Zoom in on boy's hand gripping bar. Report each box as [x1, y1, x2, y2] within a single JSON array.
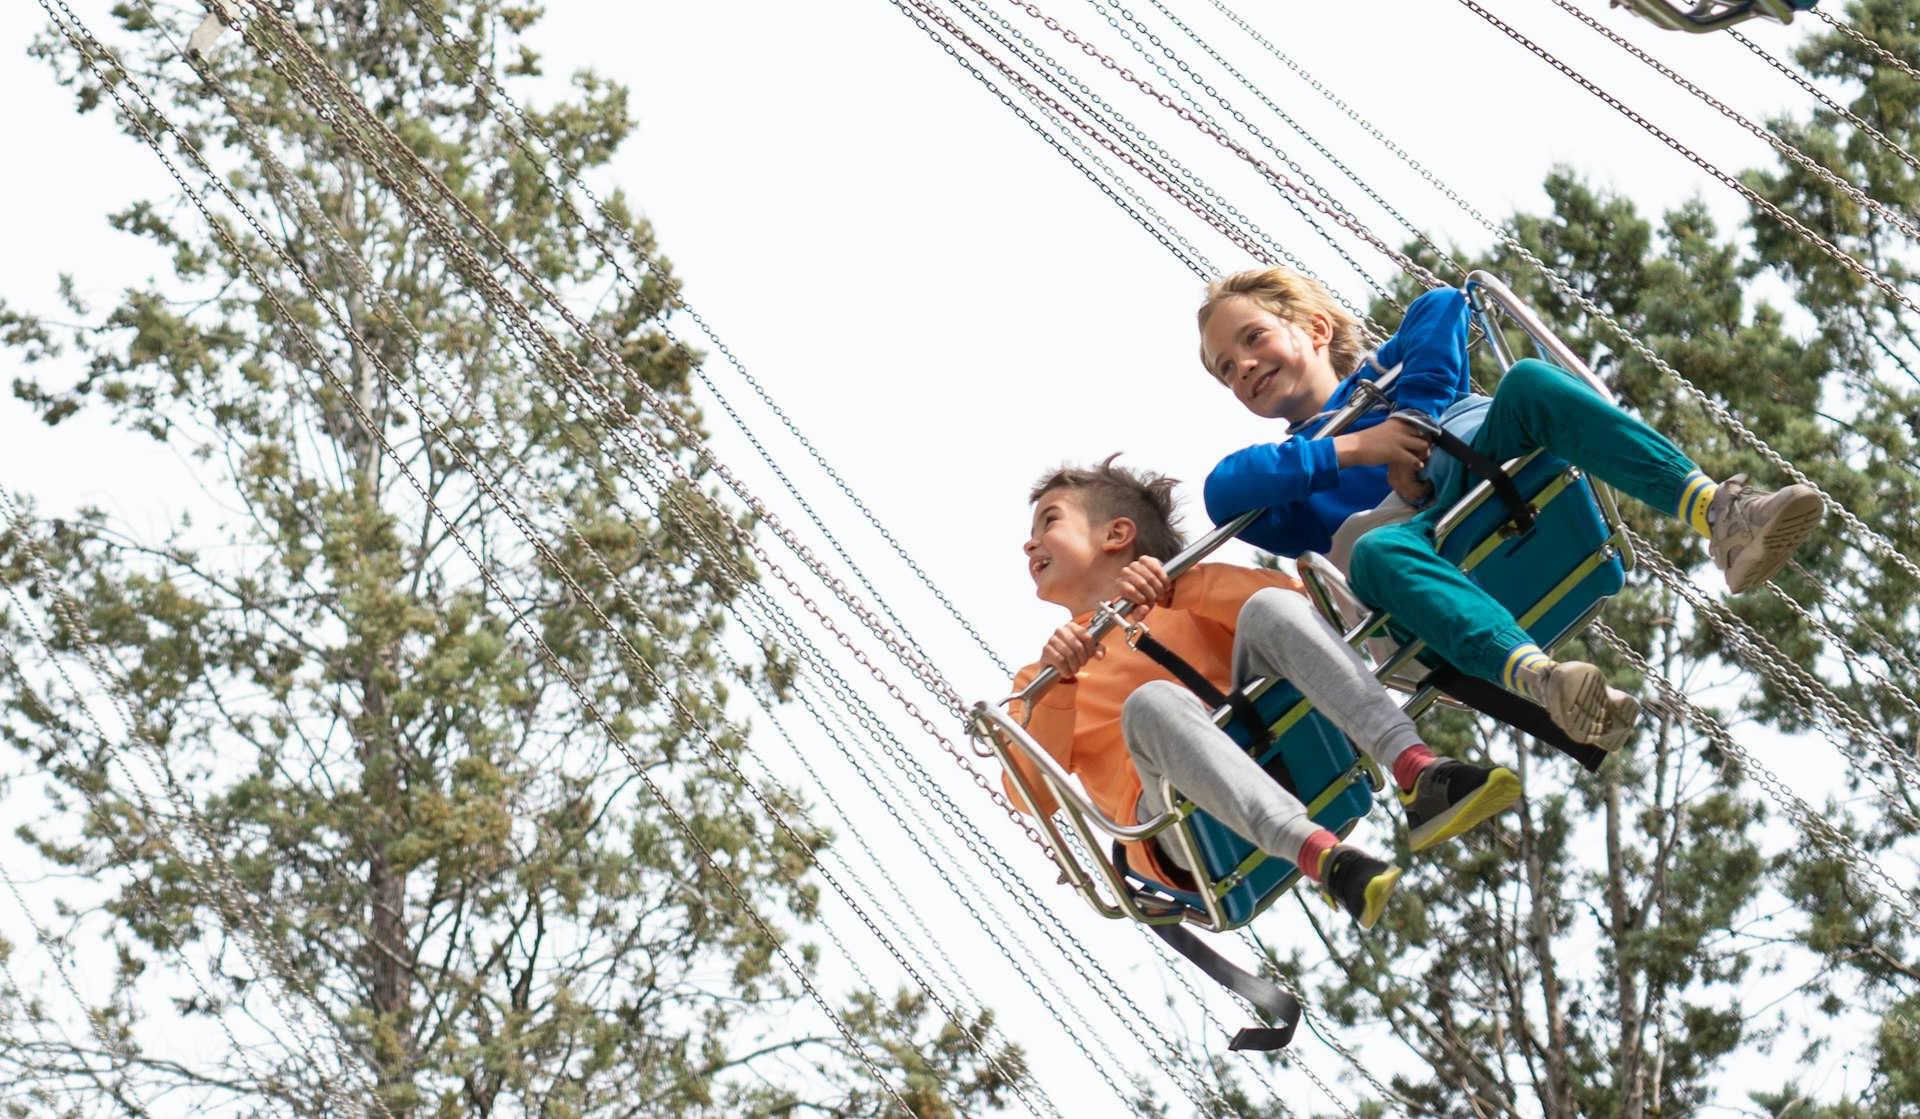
[[1009, 363, 1404, 713]]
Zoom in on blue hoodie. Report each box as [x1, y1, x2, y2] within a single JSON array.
[[1203, 287, 1475, 557]]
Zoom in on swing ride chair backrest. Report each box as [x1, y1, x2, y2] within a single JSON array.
[[968, 272, 1633, 935], [1613, 0, 1816, 33]]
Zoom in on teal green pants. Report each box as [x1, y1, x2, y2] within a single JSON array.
[[1347, 359, 1697, 683]]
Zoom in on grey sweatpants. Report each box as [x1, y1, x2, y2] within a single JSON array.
[[1122, 587, 1421, 869]]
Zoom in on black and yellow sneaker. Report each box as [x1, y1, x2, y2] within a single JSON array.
[[1399, 759, 1523, 853], [1320, 846, 1402, 930]]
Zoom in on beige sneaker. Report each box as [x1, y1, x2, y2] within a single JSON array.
[[1529, 660, 1638, 751], [1708, 474, 1825, 594], [1590, 688, 1642, 753]]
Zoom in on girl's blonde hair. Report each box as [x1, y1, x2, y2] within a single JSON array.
[[1196, 267, 1366, 380]]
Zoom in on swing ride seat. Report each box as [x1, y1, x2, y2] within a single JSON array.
[[1298, 272, 1635, 719], [1612, 0, 1816, 33], [1115, 677, 1377, 930]]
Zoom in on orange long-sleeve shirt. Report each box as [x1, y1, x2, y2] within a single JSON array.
[[1003, 562, 1305, 884]]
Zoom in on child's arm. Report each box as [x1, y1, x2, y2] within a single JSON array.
[[1375, 287, 1473, 420], [1167, 562, 1304, 629]]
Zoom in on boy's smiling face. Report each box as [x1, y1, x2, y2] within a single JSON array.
[[1201, 296, 1341, 424], [1025, 487, 1132, 614]]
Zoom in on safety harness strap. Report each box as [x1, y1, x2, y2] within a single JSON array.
[[1396, 411, 1538, 533], [1131, 629, 1275, 755], [1425, 662, 1608, 772], [1151, 920, 1302, 1051], [1112, 843, 1301, 1051]]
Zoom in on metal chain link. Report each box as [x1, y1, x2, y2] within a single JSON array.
[[1811, 7, 1920, 84], [1592, 621, 1920, 926], [1137, 0, 1468, 281], [1555, 0, 1920, 243], [1456, 0, 1920, 320], [1728, 27, 1920, 180], [1621, 528, 1920, 825], [1077, 0, 1398, 305], [991, 0, 1446, 290], [947, 0, 1240, 274]]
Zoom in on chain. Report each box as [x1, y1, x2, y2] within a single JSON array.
[[993, 0, 1446, 290], [1785, 559, 1920, 683], [947, 0, 1245, 274], [1592, 621, 1920, 926], [1456, 0, 1920, 321], [1811, 7, 1920, 84], [1077, 0, 1398, 305], [1728, 27, 1920, 180], [1622, 529, 1920, 825], [1138, 0, 1467, 281], [1556, 0, 1920, 244], [901, 0, 1308, 264], [1762, 576, 1920, 727]]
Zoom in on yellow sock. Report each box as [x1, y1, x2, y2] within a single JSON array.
[[1502, 643, 1552, 700], [1676, 470, 1718, 537]]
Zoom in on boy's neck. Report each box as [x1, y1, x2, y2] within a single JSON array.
[[1060, 562, 1133, 618]]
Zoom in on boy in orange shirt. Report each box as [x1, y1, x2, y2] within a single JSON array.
[[1006, 456, 1521, 928]]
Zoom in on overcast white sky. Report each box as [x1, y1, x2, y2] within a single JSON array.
[[0, 0, 1879, 1113]]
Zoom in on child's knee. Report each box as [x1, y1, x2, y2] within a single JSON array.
[[1498, 358, 1583, 412], [1348, 526, 1418, 604], [1122, 679, 1195, 737], [1238, 585, 1313, 631]]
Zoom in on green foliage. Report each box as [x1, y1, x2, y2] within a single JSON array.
[[0, 2, 1023, 1116]]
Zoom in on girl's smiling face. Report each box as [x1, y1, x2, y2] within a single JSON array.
[[1201, 296, 1341, 424]]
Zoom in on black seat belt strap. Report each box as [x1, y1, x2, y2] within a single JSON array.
[[1131, 629, 1273, 753]]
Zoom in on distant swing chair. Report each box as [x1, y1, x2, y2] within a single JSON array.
[[969, 272, 1635, 1050], [1610, 0, 1818, 33]]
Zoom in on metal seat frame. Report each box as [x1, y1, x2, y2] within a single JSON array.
[[1612, 0, 1810, 33]]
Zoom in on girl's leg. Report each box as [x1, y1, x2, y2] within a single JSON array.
[[1348, 518, 1638, 749], [1474, 358, 1702, 515], [1476, 359, 1824, 593]]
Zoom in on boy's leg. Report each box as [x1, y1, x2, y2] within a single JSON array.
[[1125, 679, 1401, 928], [1348, 518, 1640, 751], [1232, 587, 1520, 850], [1124, 679, 1324, 868], [1478, 359, 1823, 592]]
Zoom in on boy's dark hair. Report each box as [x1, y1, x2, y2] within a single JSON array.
[[1029, 454, 1187, 562]]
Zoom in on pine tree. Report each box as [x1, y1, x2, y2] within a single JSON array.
[[0, 2, 1023, 1115]]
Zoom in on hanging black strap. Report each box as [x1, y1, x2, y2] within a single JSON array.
[[1423, 662, 1608, 773], [1396, 411, 1537, 534], [1131, 629, 1273, 754], [1113, 844, 1301, 1050]]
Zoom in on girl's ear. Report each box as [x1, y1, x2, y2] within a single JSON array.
[[1308, 311, 1335, 349], [1102, 517, 1138, 555]]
